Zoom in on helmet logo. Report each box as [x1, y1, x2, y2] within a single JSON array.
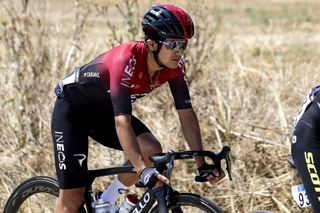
[[150, 9, 162, 16]]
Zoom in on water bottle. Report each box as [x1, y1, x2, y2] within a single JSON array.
[[117, 194, 139, 213], [92, 198, 112, 213]]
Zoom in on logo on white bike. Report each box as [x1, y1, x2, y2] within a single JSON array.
[[73, 154, 86, 167], [118, 188, 127, 194], [132, 192, 150, 213], [144, 174, 150, 184]]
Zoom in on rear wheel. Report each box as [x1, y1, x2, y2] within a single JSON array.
[[3, 176, 87, 213], [150, 193, 224, 213]]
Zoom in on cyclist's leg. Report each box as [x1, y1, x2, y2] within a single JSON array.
[[119, 131, 162, 186], [292, 97, 320, 211], [56, 188, 85, 213], [51, 98, 89, 212], [89, 114, 162, 186]]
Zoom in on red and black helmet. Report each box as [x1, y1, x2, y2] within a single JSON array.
[[142, 4, 194, 41]]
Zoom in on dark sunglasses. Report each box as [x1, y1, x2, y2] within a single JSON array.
[[159, 40, 188, 51]]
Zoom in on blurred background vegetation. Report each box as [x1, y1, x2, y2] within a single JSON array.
[[1, 0, 320, 212]]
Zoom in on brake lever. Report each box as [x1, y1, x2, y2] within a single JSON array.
[[224, 152, 233, 181]]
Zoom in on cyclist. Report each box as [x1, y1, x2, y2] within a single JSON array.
[[52, 4, 225, 212], [291, 85, 320, 211]]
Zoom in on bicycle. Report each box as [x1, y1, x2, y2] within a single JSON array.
[[287, 156, 311, 209], [4, 146, 232, 213]]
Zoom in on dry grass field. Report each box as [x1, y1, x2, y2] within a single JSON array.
[[1, 0, 320, 212]]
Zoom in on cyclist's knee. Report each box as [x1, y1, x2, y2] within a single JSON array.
[[138, 133, 162, 153], [57, 188, 85, 212], [146, 140, 162, 154]]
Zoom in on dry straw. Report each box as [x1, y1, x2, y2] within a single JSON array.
[[1, 0, 319, 212]]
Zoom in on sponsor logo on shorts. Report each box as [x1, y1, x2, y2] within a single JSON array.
[[55, 131, 66, 170], [73, 154, 87, 167]]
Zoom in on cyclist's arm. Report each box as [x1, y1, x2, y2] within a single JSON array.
[[169, 64, 225, 182], [108, 52, 168, 183], [178, 108, 226, 183], [168, 63, 205, 167], [177, 108, 205, 167], [108, 51, 146, 175]]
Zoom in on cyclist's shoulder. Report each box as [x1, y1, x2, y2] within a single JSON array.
[[110, 40, 145, 55], [107, 41, 146, 63]]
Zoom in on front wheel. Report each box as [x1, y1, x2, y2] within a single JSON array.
[[150, 193, 224, 213], [3, 176, 60, 213]]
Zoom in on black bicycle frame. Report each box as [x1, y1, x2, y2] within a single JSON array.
[[83, 166, 136, 213], [81, 146, 232, 213], [82, 167, 170, 213], [129, 185, 170, 213]]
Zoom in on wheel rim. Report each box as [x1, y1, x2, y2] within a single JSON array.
[[13, 192, 58, 213]]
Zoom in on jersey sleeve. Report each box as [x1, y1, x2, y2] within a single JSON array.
[[108, 46, 135, 116], [168, 61, 192, 109], [110, 75, 132, 115]]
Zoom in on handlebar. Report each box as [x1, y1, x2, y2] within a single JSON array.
[[143, 146, 232, 213], [149, 146, 232, 181], [133, 146, 232, 213]]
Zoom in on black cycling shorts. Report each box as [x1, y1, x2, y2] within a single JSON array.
[[291, 94, 320, 211], [51, 97, 151, 189]]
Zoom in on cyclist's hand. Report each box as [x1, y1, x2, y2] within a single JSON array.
[[208, 168, 225, 184], [139, 167, 169, 187], [196, 163, 225, 184]]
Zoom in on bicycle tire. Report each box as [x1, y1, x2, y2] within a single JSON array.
[[150, 193, 224, 213], [3, 176, 87, 213]]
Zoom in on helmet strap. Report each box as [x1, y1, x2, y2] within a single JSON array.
[[144, 37, 167, 68], [151, 42, 166, 68]]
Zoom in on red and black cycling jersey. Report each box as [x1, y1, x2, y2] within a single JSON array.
[[55, 41, 192, 115]]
